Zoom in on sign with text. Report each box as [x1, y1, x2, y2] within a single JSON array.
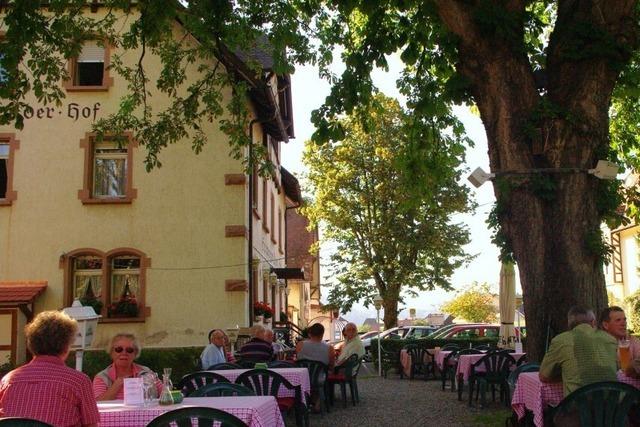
[[123, 377, 144, 406], [23, 102, 101, 122]]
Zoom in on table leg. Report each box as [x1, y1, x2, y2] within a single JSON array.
[[457, 373, 464, 401]]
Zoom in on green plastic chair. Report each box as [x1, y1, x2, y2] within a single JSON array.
[[467, 351, 516, 407], [189, 382, 255, 397], [0, 419, 53, 427], [176, 371, 230, 396], [401, 345, 434, 380], [547, 381, 640, 427], [296, 359, 330, 414], [207, 362, 242, 370], [328, 354, 362, 408], [146, 407, 247, 427], [379, 345, 400, 378], [505, 363, 540, 427]]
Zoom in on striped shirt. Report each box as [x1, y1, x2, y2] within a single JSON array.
[[238, 338, 274, 362], [0, 355, 99, 427]]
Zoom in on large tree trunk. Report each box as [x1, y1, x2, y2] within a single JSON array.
[[382, 297, 398, 330], [435, 1, 638, 361]]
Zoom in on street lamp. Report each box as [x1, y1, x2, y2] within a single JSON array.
[[373, 294, 384, 377], [62, 299, 101, 371]]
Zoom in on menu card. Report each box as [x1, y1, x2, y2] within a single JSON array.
[[123, 377, 144, 406]]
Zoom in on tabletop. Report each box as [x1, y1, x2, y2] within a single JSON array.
[[456, 352, 526, 381], [208, 367, 311, 399], [435, 350, 453, 371], [511, 372, 563, 427], [98, 396, 285, 427]]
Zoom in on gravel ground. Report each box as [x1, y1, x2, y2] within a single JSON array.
[[282, 363, 499, 427]]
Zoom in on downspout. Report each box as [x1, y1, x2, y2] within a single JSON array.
[[247, 119, 260, 327]]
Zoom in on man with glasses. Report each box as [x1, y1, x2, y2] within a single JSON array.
[[200, 329, 228, 369]]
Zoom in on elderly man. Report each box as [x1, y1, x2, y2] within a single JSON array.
[[238, 324, 274, 362], [0, 310, 100, 426], [200, 329, 228, 369], [539, 306, 617, 397], [336, 322, 365, 365], [264, 328, 285, 354]]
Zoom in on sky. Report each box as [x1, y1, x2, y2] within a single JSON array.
[[281, 57, 521, 325]]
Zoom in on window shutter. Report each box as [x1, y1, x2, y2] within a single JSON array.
[[78, 41, 104, 63]]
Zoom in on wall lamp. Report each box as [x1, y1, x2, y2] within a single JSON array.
[[467, 160, 619, 188]]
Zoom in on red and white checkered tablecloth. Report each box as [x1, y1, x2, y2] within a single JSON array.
[[435, 350, 452, 371], [208, 368, 311, 399], [98, 396, 284, 427], [511, 372, 563, 427], [617, 370, 640, 388], [456, 353, 526, 381]]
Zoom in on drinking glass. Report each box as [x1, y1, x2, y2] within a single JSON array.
[[139, 371, 158, 406], [619, 339, 631, 372]]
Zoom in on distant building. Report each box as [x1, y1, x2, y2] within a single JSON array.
[[362, 317, 381, 332]]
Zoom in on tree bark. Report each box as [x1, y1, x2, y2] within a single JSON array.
[[382, 297, 398, 330], [435, 0, 638, 361]]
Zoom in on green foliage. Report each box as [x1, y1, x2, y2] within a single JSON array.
[[66, 347, 203, 385], [625, 290, 640, 334], [303, 94, 472, 324], [441, 282, 498, 323]]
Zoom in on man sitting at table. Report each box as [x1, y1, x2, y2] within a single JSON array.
[[238, 324, 274, 362], [0, 311, 99, 427], [599, 306, 640, 360], [336, 322, 365, 365], [200, 329, 228, 369], [539, 305, 617, 397]]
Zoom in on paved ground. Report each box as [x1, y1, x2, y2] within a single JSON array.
[[283, 363, 507, 427]]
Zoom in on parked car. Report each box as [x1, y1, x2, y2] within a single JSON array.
[[362, 326, 436, 360], [429, 323, 523, 339]]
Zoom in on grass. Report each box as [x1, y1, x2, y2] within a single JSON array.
[[471, 408, 512, 426]]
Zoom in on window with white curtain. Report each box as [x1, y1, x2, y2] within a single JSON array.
[[93, 140, 127, 197]]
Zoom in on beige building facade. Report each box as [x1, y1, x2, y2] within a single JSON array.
[[0, 8, 298, 363]]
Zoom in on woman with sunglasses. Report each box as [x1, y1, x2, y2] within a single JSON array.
[[93, 333, 162, 400]]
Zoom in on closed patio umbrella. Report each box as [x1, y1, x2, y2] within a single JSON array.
[[498, 262, 517, 349]]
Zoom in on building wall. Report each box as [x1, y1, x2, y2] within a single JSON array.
[[606, 224, 640, 304], [0, 11, 289, 359]]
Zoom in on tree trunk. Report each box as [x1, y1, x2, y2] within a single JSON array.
[[435, 1, 638, 362], [382, 297, 398, 330]]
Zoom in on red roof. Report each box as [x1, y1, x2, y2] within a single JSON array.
[[0, 281, 47, 304]]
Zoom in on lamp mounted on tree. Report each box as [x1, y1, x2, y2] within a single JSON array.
[[467, 160, 619, 188]]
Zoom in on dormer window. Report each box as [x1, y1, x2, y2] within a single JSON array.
[[65, 40, 113, 91]]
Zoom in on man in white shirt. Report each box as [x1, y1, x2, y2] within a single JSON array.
[[200, 329, 227, 369], [337, 322, 365, 365]]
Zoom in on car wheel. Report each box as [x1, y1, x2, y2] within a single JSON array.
[[363, 348, 372, 362]]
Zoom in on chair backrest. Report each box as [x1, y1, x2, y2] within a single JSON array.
[[268, 360, 296, 368], [0, 418, 53, 427], [405, 346, 432, 365], [340, 353, 362, 379], [146, 406, 248, 427], [455, 348, 482, 359], [550, 381, 640, 427], [189, 382, 255, 397], [296, 359, 329, 388], [235, 369, 301, 401], [441, 344, 460, 351], [471, 352, 516, 382], [208, 362, 242, 370], [507, 363, 540, 392], [177, 371, 230, 396], [473, 344, 492, 351], [236, 359, 261, 369]]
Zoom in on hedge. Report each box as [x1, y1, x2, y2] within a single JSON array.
[[66, 346, 204, 384]]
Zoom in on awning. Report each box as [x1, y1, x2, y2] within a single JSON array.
[[271, 267, 305, 280], [0, 281, 47, 304]]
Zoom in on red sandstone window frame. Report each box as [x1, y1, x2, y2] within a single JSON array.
[[64, 39, 114, 92], [61, 247, 150, 323], [0, 133, 19, 206], [262, 178, 269, 233], [78, 132, 137, 204], [270, 193, 276, 244]]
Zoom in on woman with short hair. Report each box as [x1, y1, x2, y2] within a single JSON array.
[[93, 333, 162, 401]]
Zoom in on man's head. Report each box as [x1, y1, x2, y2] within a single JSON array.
[[599, 306, 627, 339], [567, 306, 596, 329], [342, 322, 358, 340], [250, 324, 266, 340], [209, 329, 226, 348], [308, 323, 325, 340], [264, 328, 274, 342], [26, 311, 78, 358]]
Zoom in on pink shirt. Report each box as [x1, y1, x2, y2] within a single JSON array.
[[92, 363, 162, 400], [0, 355, 99, 427]]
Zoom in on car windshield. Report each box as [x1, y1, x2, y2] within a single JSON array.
[[360, 331, 379, 339]]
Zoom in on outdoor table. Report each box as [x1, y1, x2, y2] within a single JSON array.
[[98, 396, 285, 427], [400, 348, 436, 378], [435, 350, 453, 371], [456, 352, 526, 400], [511, 372, 563, 427], [208, 367, 311, 399], [617, 370, 640, 388]]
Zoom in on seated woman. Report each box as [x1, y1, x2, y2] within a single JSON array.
[[93, 333, 162, 401], [296, 323, 334, 367]]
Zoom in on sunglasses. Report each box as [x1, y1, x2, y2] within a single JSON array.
[[113, 346, 135, 354]]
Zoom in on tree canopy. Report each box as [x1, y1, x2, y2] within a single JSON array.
[[2, 1, 640, 359], [441, 282, 498, 324], [303, 94, 472, 328]]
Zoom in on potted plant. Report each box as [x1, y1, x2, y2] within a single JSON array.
[[108, 279, 139, 318], [253, 301, 265, 322], [262, 302, 274, 323]]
